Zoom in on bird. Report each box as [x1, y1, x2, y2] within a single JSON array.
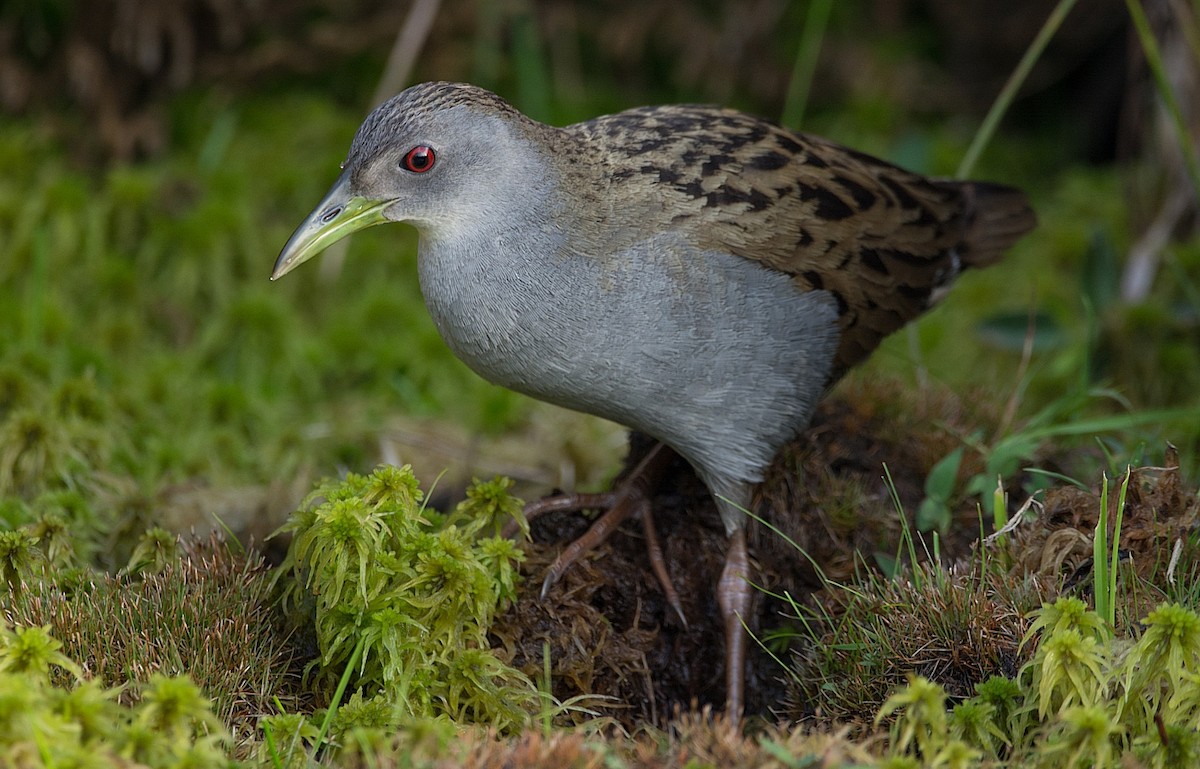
[[272, 81, 1036, 716]]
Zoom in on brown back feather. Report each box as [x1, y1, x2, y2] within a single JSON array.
[[563, 105, 1036, 378]]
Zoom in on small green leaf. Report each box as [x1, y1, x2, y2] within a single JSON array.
[[924, 447, 964, 499], [874, 552, 899, 578], [917, 497, 951, 533]]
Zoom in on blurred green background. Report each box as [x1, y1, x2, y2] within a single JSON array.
[[0, 0, 1196, 556]]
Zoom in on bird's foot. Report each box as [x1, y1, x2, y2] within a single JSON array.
[[518, 442, 687, 626], [718, 527, 750, 719]]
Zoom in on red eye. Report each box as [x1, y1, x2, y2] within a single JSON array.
[[402, 145, 435, 173]]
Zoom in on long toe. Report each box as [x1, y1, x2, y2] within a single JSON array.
[[506, 491, 619, 539], [641, 502, 687, 626]]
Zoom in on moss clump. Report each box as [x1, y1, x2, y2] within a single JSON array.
[[4, 533, 301, 731], [275, 465, 536, 731], [0, 623, 229, 768], [878, 599, 1200, 768]]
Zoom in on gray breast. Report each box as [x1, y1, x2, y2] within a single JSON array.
[[417, 230, 841, 488]]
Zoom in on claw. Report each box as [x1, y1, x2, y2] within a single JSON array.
[[540, 569, 558, 601], [641, 502, 687, 627]]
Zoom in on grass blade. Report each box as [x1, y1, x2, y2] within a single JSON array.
[[1109, 466, 1131, 628], [956, 0, 1080, 178], [781, 0, 833, 129], [1095, 473, 1112, 631], [1123, 0, 1200, 198]]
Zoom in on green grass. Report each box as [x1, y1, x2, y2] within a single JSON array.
[[0, 92, 535, 511]]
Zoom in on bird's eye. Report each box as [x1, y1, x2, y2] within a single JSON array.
[[401, 146, 436, 173]]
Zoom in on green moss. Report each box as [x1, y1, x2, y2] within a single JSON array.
[[0, 623, 229, 768], [880, 600, 1200, 768], [4, 535, 300, 730], [0, 623, 82, 680], [0, 530, 43, 592], [274, 464, 536, 731]]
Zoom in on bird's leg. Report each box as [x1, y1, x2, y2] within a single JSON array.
[[522, 442, 686, 624], [717, 526, 750, 718]]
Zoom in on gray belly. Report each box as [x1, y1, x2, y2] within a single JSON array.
[[417, 233, 840, 486]]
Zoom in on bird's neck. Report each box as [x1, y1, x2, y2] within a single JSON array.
[[415, 201, 584, 383]]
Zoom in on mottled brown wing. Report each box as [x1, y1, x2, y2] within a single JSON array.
[[570, 105, 1035, 378], [727, 130, 1037, 377]]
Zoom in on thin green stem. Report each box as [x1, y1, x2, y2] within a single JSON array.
[[992, 477, 1008, 546], [1109, 467, 1131, 628], [1095, 473, 1111, 631], [781, 0, 833, 129], [313, 636, 365, 758], [956, 0, 1080, 178]]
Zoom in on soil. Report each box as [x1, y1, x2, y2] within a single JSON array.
[[489, 376, 1032, 726]]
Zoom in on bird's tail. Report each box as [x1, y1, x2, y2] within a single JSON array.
[[951, 181, 1037, 268]]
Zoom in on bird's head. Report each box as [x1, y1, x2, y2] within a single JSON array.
[[272, 82, 548, 280]]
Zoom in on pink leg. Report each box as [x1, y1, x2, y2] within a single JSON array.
[[717, 527, 750, 718]]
